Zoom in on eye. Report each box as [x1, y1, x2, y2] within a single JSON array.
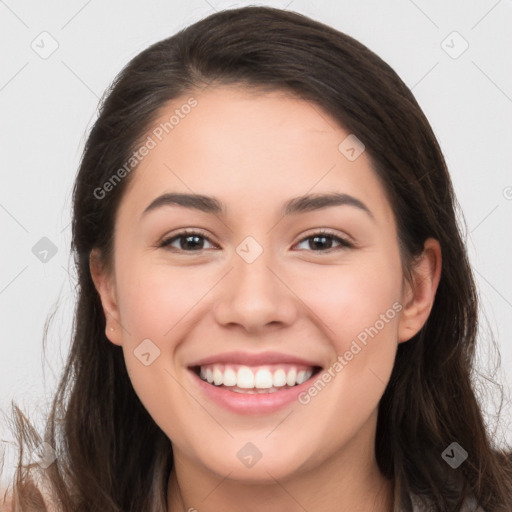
[[159, 229, 353, 253], [159, 230, 217, 252], [294, 230, 353, 252]]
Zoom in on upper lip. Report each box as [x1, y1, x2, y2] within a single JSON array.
[[188, 351, 323, 368]]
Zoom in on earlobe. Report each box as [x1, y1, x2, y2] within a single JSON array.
[[397, 238, 442, 344], [89, 249, 123, 346]]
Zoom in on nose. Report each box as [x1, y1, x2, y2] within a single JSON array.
[[212, 244, 299, 334]]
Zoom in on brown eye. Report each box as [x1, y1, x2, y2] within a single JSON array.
[[160, 230, 216, 252], [295, 230, 353, 252]]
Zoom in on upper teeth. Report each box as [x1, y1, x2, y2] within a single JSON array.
[[199, 364, 314, 389]]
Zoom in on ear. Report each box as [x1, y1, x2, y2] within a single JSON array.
[[89, 248, 123, 346], [398, 238, 442, 344]]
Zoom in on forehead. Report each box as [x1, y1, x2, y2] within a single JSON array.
[[119, 85, 394, 225]]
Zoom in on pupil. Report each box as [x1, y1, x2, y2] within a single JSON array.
[[311, 235, 330, 250], [182, 235, 202, 250]]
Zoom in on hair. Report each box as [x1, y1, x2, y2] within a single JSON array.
[[2, 6, 511, 512]]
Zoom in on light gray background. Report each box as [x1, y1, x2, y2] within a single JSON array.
[[1, 0, 511, 487]]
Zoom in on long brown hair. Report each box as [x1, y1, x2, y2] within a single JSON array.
[[2, 6, 511, 511]]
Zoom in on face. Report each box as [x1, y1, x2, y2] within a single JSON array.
[[91, 85, 439, 483]]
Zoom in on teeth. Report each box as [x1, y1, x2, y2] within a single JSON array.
[[196, 364, 315, 390], [213, 367, 223, 386], [237, 367, 255, 388], [223, 367, 237, 386], [297, 370, 308, 384], [254, 369, 273, 388], [286, 368, 297, 386], [272, 369, 287, 387]]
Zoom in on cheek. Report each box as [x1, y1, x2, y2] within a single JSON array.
[[113, 259, 225, 437], [293, 252, 402, 344], [292, 254, 402, 426], [115, 259, 214, 339]]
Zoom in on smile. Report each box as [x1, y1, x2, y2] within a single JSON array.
[[187, 351, 324, 414], [194, 363, 318, 393]]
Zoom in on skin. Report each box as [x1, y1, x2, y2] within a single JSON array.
[[90, 85, 441, 512]]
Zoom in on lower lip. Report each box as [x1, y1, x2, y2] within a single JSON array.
[[189, 369, 319, 415]]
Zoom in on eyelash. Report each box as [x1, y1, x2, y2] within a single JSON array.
[[159, 229, 354, 253]]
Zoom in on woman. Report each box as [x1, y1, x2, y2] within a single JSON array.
[[2, 6, 511, 511]]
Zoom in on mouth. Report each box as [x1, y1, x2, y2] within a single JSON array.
[[190, 363, 323, 394], [186, 351, 325, 414]]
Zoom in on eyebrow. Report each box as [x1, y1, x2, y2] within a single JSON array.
[[141, 192, 374, 219]]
